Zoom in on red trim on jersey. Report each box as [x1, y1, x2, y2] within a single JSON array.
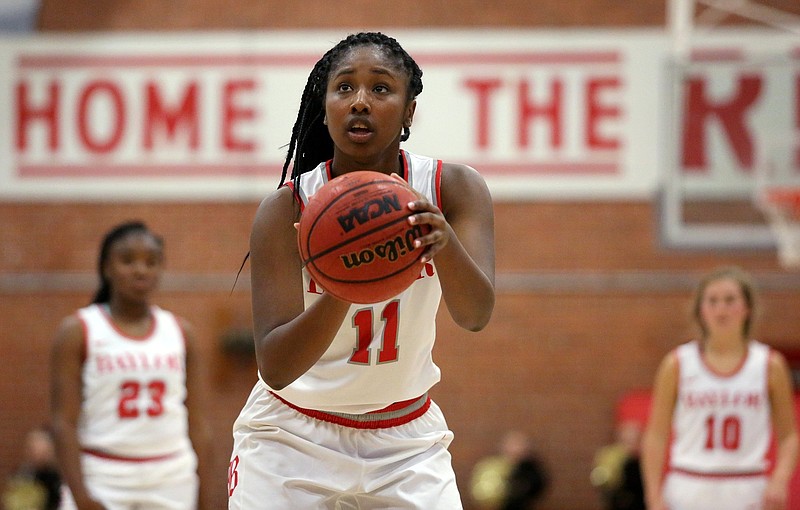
[[378, 395, 424, 413], [82, 448, 179, 463], [324, 160, 334, 181], [176, 319, 188, 350], [98, 304, 157, 341], [699, 340, 750, 378], [670, 466, 767, 478], [77, 313, 89, 363], [270, 392, 431, 429], [399, 150, 440, 206], [289, 160, 335, 212], [434, 159, 443, 210], [399, 150, 409, 181], [283, 181, 304, 212]]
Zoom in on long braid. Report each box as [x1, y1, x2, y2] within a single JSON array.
[[279, 32, 424, 191]]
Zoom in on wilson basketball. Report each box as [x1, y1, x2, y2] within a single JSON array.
[[298, 171, 430, 304]]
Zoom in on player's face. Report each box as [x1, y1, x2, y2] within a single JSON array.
[[325, 45, 416, 171], [699, 277, 750, 338], [104, 233, 163, 302]]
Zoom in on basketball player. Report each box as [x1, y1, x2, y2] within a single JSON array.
[[228, 32, 495, 509], [641, 266, 798, 510], [50, 221, 212, 510]]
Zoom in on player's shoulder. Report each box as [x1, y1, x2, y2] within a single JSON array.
[[436, 161, 492, 217], [672, 339, 699, 357], [253, 185, 299, 231], [52, 311, 86, 355], [404, 149, 477, 177], [56, 312, 83, 334], [259, 184, 296, 211], [154, 306, 192, 333], [440, 161, 490, 196], [441, 161, 482, 180], [175, 315, 196, 341], [766, 345, 790, 371], [656, 347, 682, 376]]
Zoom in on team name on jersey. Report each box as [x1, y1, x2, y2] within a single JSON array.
[[681, 389, 763, 409], [94, 350, 183, 374]]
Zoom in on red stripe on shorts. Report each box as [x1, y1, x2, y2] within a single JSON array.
[[670, 467, 767, 478], [271, 392, 431, 429], [82, 448, 179, 462]]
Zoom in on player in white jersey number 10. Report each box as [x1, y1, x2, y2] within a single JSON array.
[[642, 266, 798, 510]]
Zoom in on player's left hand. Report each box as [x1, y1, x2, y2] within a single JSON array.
[[389, 173, 450, 263], [407, 199, 450, 263]]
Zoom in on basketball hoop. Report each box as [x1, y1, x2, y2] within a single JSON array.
[[755, 188, 800, 269]]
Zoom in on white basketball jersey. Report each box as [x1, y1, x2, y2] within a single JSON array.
[[77, 304, 191, 458], [265, 150, 444, 414], [669, 340, 772, 475]]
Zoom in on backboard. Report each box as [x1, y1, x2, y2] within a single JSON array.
[[661, 0, 800, 254]]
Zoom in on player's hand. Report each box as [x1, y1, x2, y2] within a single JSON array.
[[406, 199, 449, 263], [389, 173, 450, 263]]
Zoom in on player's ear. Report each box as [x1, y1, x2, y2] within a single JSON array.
[[404, 100, 416, 128]]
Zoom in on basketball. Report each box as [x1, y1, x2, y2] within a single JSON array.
[[297, 171, 430, 304]]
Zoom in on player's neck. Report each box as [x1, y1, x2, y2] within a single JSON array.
[[702, 334, 747, 356], [330, 150, 403, 177], [104, 300, 151, 323], [701, 337, 748, 374]]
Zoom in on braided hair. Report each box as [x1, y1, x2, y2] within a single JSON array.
[[279, 32, 424, 190], [233, 33, 423, 283], [91, 221, 163, 304]]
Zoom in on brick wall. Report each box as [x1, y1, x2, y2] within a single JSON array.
[[4, 200, 799, 510], [37, 0, 669, 31]]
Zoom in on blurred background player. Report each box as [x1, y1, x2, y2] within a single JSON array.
[[591, 419, 645, 510], [228, 31, 495, 509], [470, 430, 549, 510], [50, 221, 213, 510], [2, 426, 62, 510], [641, 266, 799, 510]]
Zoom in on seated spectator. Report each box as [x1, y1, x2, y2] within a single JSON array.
[[470, 430, 550, 510], [591, 419, 645, 510], [2, 426, 62, 510]]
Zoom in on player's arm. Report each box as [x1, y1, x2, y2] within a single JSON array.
[[411, 162, 495, 331], [181, 318, 215, 510], [764, 351, 799, 510], [49, 315, 106, 510], [249, 187, 351, 390], [640, 352, 678, 510]]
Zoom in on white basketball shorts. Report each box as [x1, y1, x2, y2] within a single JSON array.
[[228, 384, 462, 509]]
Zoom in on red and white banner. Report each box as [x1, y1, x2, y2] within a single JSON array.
[[0, 29, 797, 200]]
